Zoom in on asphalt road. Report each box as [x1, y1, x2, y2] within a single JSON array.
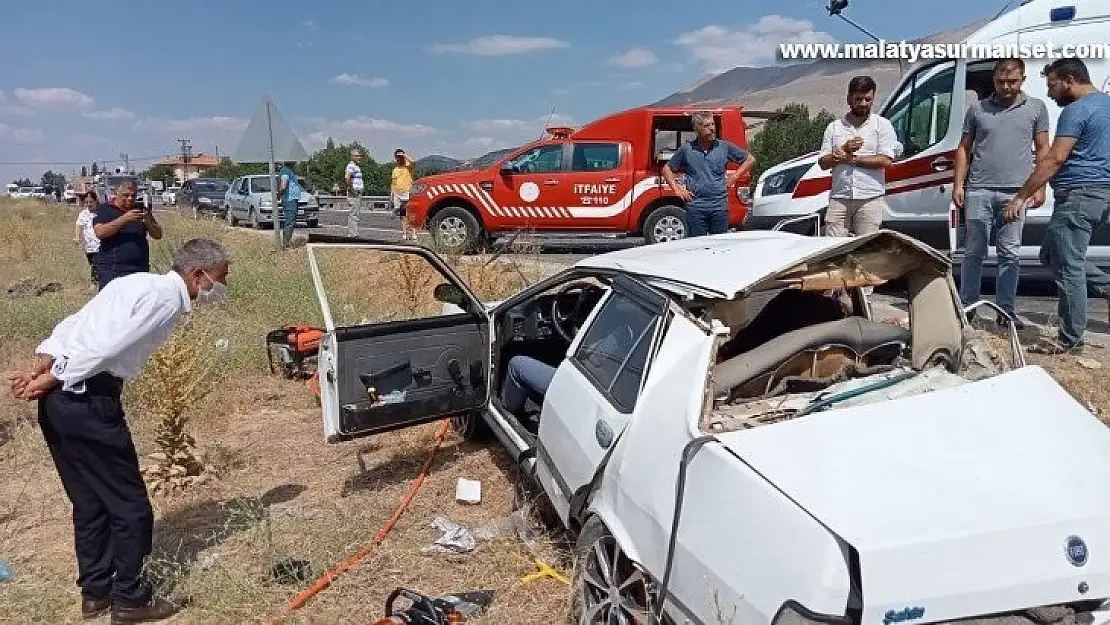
[[168, 203, 1110, 338]]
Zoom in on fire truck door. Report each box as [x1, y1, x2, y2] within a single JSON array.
[[564, 141, 635, 231], [490, 143, 571, 228]]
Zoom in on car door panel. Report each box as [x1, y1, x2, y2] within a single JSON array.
[[564, 141, 635, 231], [331, 316, 489, 440], [489, 143, 569, 230], [535, 275, 669, 524], [308, 242, 491, 443]]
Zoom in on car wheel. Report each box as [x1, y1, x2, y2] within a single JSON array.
[[450, 411, 492, 442], [250, 208, 262, 229], [430, 206, 483, 254], [643, 205, 687, 245], [225, 206, 239, 226], [572, 516, 657, 625]]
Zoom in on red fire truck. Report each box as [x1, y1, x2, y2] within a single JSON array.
[[405, 106, 754, 253]]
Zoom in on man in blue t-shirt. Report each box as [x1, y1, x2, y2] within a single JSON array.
[[1006, 57, 1110, 353], [277, 162, 303, 247], [92, 179, 163, 289], [663, 110, 754, 237]]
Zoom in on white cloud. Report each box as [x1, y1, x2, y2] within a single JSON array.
[[301, 19, 319, 31], [330, 74, 389, 88], [13, 87, 95, 109], [675, 15, 835, 72], [0, 123, 44, 144], [82, 107, 136, 120], [608, 47, 659, 68], [430, 35, 569, 56], [133, 115, 248, 134]]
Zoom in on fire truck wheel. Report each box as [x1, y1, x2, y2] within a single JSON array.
[[431, 206, 483, 253], [450, 411, 492, 441], [643, 205, 687, 245]]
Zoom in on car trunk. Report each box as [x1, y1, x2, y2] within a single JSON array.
[[713, 365, 1110, 624]]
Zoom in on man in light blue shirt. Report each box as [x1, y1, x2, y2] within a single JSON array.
[[1006, 57, 1110, 353], [277, 161, 303, 247]]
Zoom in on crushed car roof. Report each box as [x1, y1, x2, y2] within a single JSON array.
[[574, 230, 950, 299]]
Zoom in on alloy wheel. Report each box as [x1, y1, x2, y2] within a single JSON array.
[[579, 534, 654, 625]]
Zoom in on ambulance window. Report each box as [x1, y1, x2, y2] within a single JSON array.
[[507, 144, 564, 174], [571, 143, 620, 172], [884, 60, 956, 158]]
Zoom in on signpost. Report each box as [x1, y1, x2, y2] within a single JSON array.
[[232, 96, 308, 249]]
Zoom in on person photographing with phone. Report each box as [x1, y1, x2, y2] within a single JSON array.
[[92, 179, 163, 289]]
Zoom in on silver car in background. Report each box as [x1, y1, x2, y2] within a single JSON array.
[[224, 174, 320, 229]]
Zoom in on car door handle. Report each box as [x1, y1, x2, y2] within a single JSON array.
[[543, 180, 560, 186], [604, 177, 620, 183], [931, 157, 954, 171]]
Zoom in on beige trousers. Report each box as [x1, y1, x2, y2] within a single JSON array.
[[825, 196, 886, 238]]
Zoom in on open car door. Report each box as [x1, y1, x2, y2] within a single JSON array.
[[308, 243, 491, 443]]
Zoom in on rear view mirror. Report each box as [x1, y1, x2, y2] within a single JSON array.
[[433, 282, 467, 308], [500, 162, 516, 174]]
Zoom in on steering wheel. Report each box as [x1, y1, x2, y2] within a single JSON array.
[[551, 281, 603, 342]]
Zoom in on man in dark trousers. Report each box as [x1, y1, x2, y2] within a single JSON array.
[[662, 110, 754, 237], [6, 237, 232, 623], [93, 179, 163, 289]]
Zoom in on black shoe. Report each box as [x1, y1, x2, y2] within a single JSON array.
[[81, 596, 111, 620], [111, 596, 181, 624]]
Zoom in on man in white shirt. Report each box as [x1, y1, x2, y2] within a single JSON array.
[[818, 75, 899, 238], [345, 149, 365, 237], [6, 237, 231, 623]]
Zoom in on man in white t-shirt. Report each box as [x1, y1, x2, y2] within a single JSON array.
[[344, 149, 364, 237], [818, 75, 899, 238]]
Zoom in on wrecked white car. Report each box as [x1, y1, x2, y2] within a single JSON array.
[[307, 230, 1110, 625]]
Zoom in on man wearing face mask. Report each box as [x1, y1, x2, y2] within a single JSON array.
[[5, 237, 231, 623]]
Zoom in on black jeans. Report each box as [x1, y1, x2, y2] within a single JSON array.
[[85, 252, 100, 286], [37, 373, 153, 606]]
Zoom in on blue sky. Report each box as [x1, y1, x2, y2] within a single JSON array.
[[0, 0, 1001, 185]]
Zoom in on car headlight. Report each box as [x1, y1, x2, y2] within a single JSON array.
[[260, 198, 271, 207], [760, 164, 811, 197], [199, 197, 211, 203], [737, 187, 752, 204]]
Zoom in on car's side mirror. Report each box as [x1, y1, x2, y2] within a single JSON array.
[[500, 162, 516, 174], [656, 150, 675, 164], [433, 282, 468, 308]]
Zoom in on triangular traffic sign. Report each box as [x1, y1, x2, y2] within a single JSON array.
[[232, 96, 308, 163]]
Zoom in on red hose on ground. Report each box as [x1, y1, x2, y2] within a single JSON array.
[[265, 420, 451, 624]]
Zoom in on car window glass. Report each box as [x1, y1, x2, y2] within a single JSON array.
[[571, 143, 620, 172], [884, 60, 956, 158], [508, 145, 564, 174], [251, 177, 272, 193], [573, 292, 659, 412]]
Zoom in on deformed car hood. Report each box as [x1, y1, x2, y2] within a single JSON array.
[[716, 365, 1110, 623]]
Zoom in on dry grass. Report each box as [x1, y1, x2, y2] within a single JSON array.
[[0, 199, 569, 624]]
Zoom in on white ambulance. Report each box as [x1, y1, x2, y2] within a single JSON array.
[[747, 0, 1110, 277]]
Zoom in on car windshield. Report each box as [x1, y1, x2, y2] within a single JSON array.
[[195, 180, 229, 193]]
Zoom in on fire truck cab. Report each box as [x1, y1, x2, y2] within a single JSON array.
[[405, 106, 753, 253]]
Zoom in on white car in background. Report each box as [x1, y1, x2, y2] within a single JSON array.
[[162, 185, 180, 205], [224, 174, 320, 229], [307, 230, 1110, 625]]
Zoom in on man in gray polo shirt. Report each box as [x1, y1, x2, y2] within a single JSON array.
[[954, 57, 1050, 329]]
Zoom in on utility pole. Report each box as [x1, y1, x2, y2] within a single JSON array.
[[176, 138, 192, 181]]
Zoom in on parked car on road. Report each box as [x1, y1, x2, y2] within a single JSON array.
[[162, 185, 180, 205], [306, 229, 1110, 625], [224, 174, 320, 229], [176, 178, 230, 216]]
